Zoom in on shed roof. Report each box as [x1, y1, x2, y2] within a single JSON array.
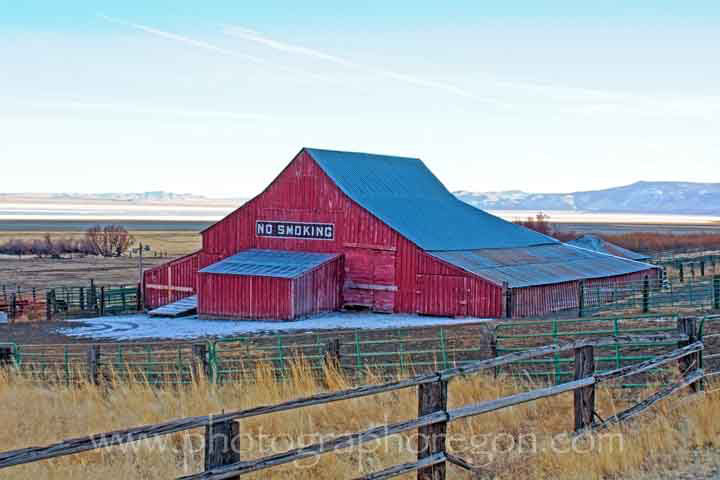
[[306, 148, 557, 251], [431, 244, 656, 288], [566, 235, 651, 261], [199, 249, 339, 279]]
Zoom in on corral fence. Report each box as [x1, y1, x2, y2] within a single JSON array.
[[0, 322, 705, 479], [495, 314, 720, 385], [0, 324, 494, 386], [652, 251, 720, 273], [3, 314, 719, 389], [557, 275, 720, 318], [0, 282, 142, 322]]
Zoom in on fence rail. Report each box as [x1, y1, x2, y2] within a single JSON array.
[[496, 313, 720, 385], [4, 314, 720, 388], [0, 321, 703, 479]]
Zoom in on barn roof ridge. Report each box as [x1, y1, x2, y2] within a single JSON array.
[[304, 147, 558, 251]]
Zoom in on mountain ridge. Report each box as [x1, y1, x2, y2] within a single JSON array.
[[454, 181, 720, 215]]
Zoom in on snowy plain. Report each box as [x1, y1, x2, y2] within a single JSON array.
[[57, 312, 489, 341]]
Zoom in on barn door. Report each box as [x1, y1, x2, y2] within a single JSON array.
[[416, 275, 468, 317], [343, 247, 397, 313]]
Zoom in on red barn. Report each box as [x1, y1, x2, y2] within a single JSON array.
[[144, 148, 658, 320]]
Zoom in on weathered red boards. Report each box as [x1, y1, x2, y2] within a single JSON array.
[[144, 148, 658, 320], [197, 250, 343, 321]]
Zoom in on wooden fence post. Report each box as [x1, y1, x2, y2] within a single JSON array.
[[99, 287, 105, 316], [714, 275, 720, 310], [136, 283, 142, 312], [45, 290, 53, 322], [490, 335, 498, 378], [205, 417, 240, 478], [503, 282, 512, 319], [10, 294, 17, 321], [417, 380, 448, 480], [642, 275, 650, 313], [574, 346, 595, 431], [87, 345, 101, 385], [677, 317, 701, 393], [192, 344, 210, 381], [0, 346, 12, 368], [577, 280, 585, 318], [89, 279, 97, 311], [325, 338, 341, 370]]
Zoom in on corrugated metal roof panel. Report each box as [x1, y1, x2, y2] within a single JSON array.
[[431, 244, 656, 288], [566, 235, 651, 261], [199, 249, 339, 279], [305, 148, 557, 251]]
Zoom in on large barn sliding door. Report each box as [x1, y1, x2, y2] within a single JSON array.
[[416, 274, 468, 317], [343, 247, 397, 313]]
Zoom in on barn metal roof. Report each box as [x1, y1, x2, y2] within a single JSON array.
[[566, 235, 651, 261], [431, 244, 656, 288], [306, 148, 557, 251], [199, 249, 339, 279]]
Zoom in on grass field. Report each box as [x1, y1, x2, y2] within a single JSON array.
[[0, 361, 718, 479], [0, 230, 200, 287]]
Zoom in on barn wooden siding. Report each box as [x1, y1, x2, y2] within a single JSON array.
[[197, 256, 343, 321], [143, 251, 200, 309], [198, 273, 293, 320], [200, 151, 503, 318], [509, 269, 660, 318], [292, 256, 344, 318]]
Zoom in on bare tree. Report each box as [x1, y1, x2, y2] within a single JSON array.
[[514, 212, 554, 236], [84, 225, 135, 257]]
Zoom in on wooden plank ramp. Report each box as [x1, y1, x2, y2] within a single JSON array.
[[148, 295, 197, 317]]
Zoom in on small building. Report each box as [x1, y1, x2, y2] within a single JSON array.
[[197, 249, 343, 320], [567, 235, 651, 262], [144, 148, 658, 320]]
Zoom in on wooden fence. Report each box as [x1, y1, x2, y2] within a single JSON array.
[[0, 282, 143, 322], [0, 320, 704, 479]]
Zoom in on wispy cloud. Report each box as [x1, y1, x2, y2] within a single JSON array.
[[27, 100, 272, 121], [100, 15, 264, 64], [98, 15, 332, 82], [224, 26, 499, 103]]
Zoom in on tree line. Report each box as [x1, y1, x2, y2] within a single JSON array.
[[0, 225, 134, 258], [515, 213, 720, 254]]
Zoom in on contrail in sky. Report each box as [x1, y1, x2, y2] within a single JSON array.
[[98, 14, 332, 82], [224, 26, 720, 115], [224, 26, 494, 102]]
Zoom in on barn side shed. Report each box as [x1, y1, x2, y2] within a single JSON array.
[[197, 250, 343, 320]]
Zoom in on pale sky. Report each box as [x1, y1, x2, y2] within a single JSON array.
[[2, 1, 719, 197]]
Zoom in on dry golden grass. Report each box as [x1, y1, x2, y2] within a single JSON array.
[[0, 363, 718, 479]]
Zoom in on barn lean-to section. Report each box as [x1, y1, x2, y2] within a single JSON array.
[[144, 147, 658, 320]]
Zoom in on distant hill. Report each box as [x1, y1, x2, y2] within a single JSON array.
[[49, 191, 207, 202], [454, 181, 720, 215]]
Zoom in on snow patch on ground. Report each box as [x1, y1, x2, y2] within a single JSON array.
[[57, 312, 489, 340]]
